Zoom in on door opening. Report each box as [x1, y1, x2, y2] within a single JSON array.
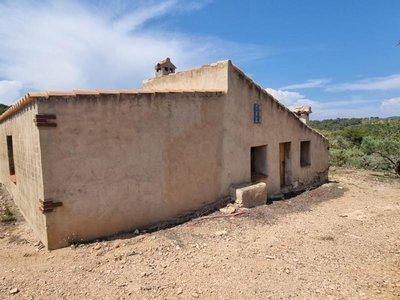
[[251, 145, 268, 182], [279, 142, 291, 187]]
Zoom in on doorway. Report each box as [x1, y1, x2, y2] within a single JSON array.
[[279, 142, 291, 187], [251, 145, 268, 182]]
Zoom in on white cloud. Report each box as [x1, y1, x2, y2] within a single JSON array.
[[311, 107, 383, 120], [327, 74, 400, 91], [274, 75, 400, 119], [381, 97, 400, 109], [0, 80, 23, 105], [280, 79, 331, 90], [112, 0, 178, 32], [265, 88, 319, 109], [280, 74, 400, 91], [0, 0, 264, 105], [320, 97, 380, 108], [265, 87, 391, 120]]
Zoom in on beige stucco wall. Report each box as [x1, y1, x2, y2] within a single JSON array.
[[220, 62, 329, 195], [36, 92, 225, 249], [145, 60, 329, 197], [0, 103, 47, 244], [143, 61, 229, 91], [0, 60, 329, 250]]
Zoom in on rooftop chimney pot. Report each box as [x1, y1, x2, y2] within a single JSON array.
[[155, 57, 177, 77], [293, 106, 312, 125]]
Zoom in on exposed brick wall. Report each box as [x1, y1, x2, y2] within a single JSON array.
[[0, 103, 47, 244]]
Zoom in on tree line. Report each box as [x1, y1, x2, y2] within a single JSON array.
[[0, 104, 9, 115], [310, 118, 400, 175]]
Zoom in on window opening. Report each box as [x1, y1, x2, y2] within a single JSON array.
[[253, 103, 262, 124], [300, 141, 311, 166], [7, 136, 16, 183]]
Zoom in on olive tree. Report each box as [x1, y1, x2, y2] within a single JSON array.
[[361, 137, 400, 175]]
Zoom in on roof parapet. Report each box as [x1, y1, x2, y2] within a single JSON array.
[[0, 89, 225, 124]]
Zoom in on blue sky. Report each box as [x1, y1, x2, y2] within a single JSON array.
[[0, 0, 399, 119]]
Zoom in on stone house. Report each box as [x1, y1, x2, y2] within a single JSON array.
[[0, 59, 329, 249]]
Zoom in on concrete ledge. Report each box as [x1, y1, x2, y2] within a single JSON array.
[[230, 182, 267, 208]]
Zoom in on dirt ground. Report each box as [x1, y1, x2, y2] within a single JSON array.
[[0, 168, 399, 300]]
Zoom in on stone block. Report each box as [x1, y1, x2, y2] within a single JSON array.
[[230, 182, 267, 208]]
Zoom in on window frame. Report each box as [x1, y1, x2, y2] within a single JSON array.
[[253, 103, 262, 124]]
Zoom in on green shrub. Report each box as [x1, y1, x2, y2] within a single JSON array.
[[311, 118, 400, 174], [1, 207, 16, 222]]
